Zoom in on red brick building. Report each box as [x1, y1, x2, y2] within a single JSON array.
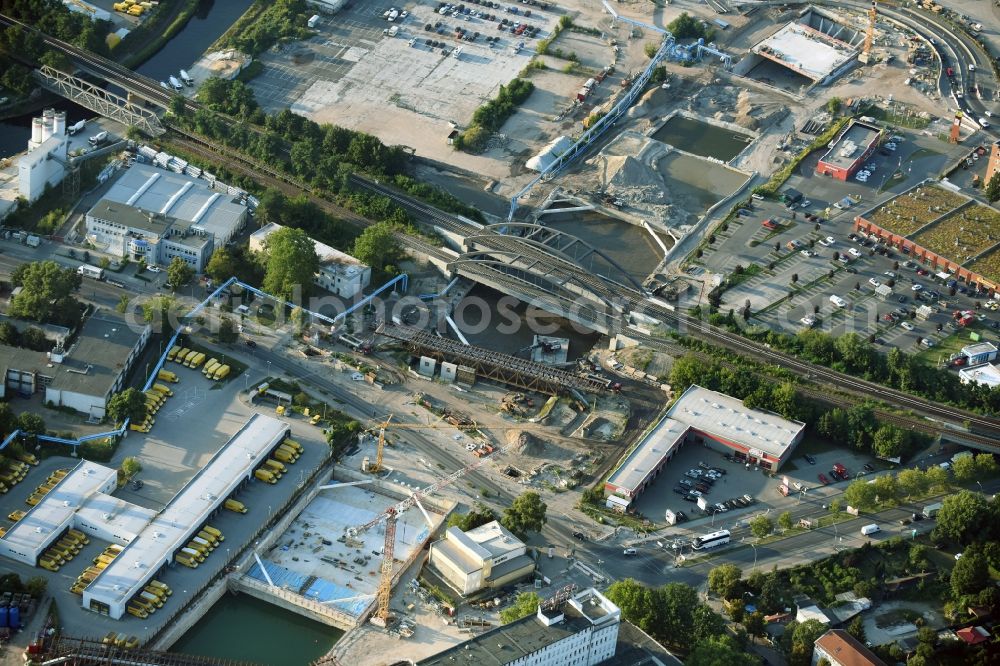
[[816, 120, 883, 181]]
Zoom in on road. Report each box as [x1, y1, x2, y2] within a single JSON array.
[[590, 473, 998, 588]]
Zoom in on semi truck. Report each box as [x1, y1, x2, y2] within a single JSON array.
[[922, 502, 943, 519], [77, 264, 105, 280]]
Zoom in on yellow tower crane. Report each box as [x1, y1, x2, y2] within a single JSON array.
[[859, 0, 877, 64]]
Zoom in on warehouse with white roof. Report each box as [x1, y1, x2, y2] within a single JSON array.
[[604, 386, 806, 505], [84, 413, 289, 618], [0, 461, 117, 565], [84, 163, 249, 271]]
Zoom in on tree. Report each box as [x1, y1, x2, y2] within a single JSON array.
[[749, 514, 773, 538], [447, 502, 497, 532], [107, 388, 147, 425], [166, 257, 195, 291], [219, 316, 239, 343], [352, 221, 403, 275], [924, 464, 950, 492], [691, 604, 727, 642], [974, 452, 998, 476], [657, 582, 699, 643], [935, 490, 989, 544], [500, 491, 547, 538], [686, 635, 757, 666], [500, 591, 540, 624], [707, 564, 743, 600], [986, 172, 1000, 202], [667, 12, 714, 40], [789, 619, 828, 666], [17, 412, 45, 435], [9, 260, 82, 325], [168, 94, 187, 117], [120, 456, 142, 479], [745, 611, 766, 642], [24, 576, 47, 597], [205, 247, 239, 281], [606, 579, 658, 634], [951, 548, 989, 596], [778, 510, 794, 532], [872, 424, 908, 459], [847, 615, 867, 644], [953, 454, 979, 482], [261, 227, 320, 300], [897, 468, 929, 498], [844, 479, 878, 511]]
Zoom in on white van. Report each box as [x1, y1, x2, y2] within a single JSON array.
[[860, 523, 880, 536], [830, 295, 847, 308]]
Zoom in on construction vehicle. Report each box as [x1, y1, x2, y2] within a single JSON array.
[[859, 0, 876, 64]]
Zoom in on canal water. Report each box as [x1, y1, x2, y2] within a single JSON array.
[[0, 0, 253, 159], [541, 211, 666, 281], [171, 593, 342, 665], [652, 115, 754, 162]]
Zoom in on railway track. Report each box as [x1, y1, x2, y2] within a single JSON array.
[[9, 10, 995, 438]]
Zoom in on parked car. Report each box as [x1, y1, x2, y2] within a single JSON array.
[[818, 473, 830, 485], [804, 454, 817, 465]]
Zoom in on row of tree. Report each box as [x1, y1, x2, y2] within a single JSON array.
[[445, 492, 547, 540], [698, 312, 1000, 414], [174, 83, 483, 222], [668, 354, 931, 461], [455, 78, 535, 153]]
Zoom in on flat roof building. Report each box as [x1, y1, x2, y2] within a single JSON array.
[[83, 414, 290, 619], [418, 588, 622, 666], [604, 385, 805, 506], [816, 120, 883, 181], [0, 461, 117, 565], [667, 385, 806, 470], [249, 223, 371, 299], [961, 341, 998, 365], [748, 21, 858, 85], [604, 418, 687, 501], [959, 363, 1000, 388], [85, 163, 248, 271], [0, 309, 150, 420], [428, 520, 534, 596]]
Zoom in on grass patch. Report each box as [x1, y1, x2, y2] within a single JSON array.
[[911, 328, 980, 366]]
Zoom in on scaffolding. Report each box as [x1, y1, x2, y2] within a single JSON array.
[[376, 323, 610, 395]]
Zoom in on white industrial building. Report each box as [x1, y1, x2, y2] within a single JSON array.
[[249, 222, 371, 298], [427, 520, 535, 595], [18, 109, 69, 204], [83, 414, 290, 619], [419, 588, 622, 666], [0, 309, 150, 420], [958, 363, 1000, 389], [85, 164, 249, 271], [0, 461, 117, 565]]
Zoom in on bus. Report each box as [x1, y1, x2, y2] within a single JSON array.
[[692, 529, 731, 550]]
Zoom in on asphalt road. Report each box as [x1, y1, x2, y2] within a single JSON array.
[[589, 467, 997, 589]]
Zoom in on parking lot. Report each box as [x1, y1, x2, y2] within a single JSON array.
[[695, 125, 1000, 352], [251, 0, 559, 122], [630, 438, 889, 532], [0, 358, 331, 642]]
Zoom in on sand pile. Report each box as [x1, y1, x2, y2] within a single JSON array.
[[603, 155, 670, 205], [506, 430, 545, 456]]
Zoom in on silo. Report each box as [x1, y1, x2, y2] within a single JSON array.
[[53, 111, 66, 136], [30, 118, 43, 145]]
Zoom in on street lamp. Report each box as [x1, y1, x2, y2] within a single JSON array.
[[750, 541, 758, 573], [977, 481, 984, 495]]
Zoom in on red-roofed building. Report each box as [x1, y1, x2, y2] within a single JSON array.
[[813, 629, 886, 666], [957, 626, 990, 645]]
